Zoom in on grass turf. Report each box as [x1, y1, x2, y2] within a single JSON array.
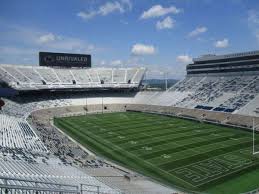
[[54, 111, 259, 193]]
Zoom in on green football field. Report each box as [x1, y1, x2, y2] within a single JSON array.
[[54, 111, 259, 194]]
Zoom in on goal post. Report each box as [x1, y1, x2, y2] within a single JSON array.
[[252, 118, 259, 155]]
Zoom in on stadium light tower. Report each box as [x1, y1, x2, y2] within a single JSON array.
[[164, 71, 168, 91]]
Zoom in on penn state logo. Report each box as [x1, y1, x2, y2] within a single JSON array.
[[44, 55, 55, 63]]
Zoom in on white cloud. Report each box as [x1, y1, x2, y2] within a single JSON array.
[[77, 12, 97, 20], [38, 33, 56, 44], [131, 43, 156, 55], [214, 38, 229, 48], [176, 55, 192, 64], [77, 0, 132, 20], [156, 16, 175, 30], [110, 59, 122, 66], [99, 1, 124, 15], [140, 5, 180, 19], [188, 26, 207, 37], [36, 33, 99, 53]]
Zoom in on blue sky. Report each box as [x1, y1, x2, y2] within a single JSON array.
[[1, 0, 259, 79]]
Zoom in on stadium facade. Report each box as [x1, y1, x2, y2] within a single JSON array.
[[0, 50, 259, 194], [187, 50, 259, 75]]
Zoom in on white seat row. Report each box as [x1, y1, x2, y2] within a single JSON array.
[[133, 74, 259, 115], [0, 114, 47, 153], [0, 65, 145, 90], [0, 154, 121, 194]]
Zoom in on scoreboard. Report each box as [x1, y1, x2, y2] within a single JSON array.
[[39, 52, 91, 68]]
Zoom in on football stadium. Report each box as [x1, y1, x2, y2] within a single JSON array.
[[2, 1, 259, 193], [0, 49, 259, 194]]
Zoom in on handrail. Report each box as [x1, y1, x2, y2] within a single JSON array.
[[0, 175, 76, 188], [0, 176, 79, 193], [80, 183, 100, 194], [0, 176, 115, 194]]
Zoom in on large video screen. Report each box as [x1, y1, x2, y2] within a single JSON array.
[[39, 52, 91, 68]]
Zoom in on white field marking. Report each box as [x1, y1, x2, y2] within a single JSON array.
[[139, 137, 203, 154], [124, 131, 188, 148], [169, 147, 253, 172], [95, 118, 175, 135], [230, 138, 238, 141], [149, 138, 252, 166], [176, 159, 256, 188], [76, 121, 196, 187], [109, 128, 173, 144], [94, 115, 172, 129], [142, 146, 153, 151], [169, 148, 255, 187], [118, 136, 125, 139], [135, 132, 233, 156], [161, 154, 171, 159], [70, 118, 196, 187], [122, 127, 219, 145], [194, 162, 256, 187], [111, 120, 209, 140], [130, 141, 137, 144], [122, 133, 214, 154], [125, 128, 221, 151]]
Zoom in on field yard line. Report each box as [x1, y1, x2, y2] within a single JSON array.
[[134, 131, 222, 156], [150, 139, 252, 166], [112, 123, 215, 143], [121, 128, 220, 149], [122, 130, 202, 149], [108, 126, 174, 141], [99, 123, 176, 140], [138, 131, 183, 149], [112, 130, 176, 144], [136, 133, 235, 157], [92, 116, 174, 132], [67, 120, 196, 188]]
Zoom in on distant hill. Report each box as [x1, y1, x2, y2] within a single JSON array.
[[142, 79, 178, 90]]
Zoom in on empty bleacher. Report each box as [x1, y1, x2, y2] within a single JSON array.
[[0, 114, 47, 153], [135, 74, 259, 116], [0, 64, 145, 90]]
